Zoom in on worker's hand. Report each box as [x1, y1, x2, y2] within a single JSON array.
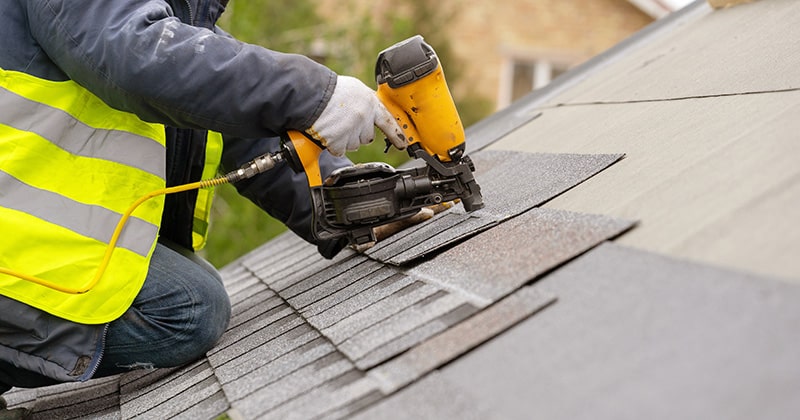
[[352, 202, 454, 253], [306, 75, 407, 157]]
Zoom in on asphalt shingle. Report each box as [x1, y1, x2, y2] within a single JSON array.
[[119, 360, 226, 420], [299, 267, 402, 318], [304, 272, 416, 329], [232, 353, 359, 419], [318, 280, 438, 346], [368, 285, 555, 394], [438, 242, 800, 419], [339, 293, 478, 369], [410, 207, 635, 302], [258, 372, 382, 420], [221, 337, 337, 402], [353, 371, 498, 420], [21, 377, 120, 420], [213, 324, 320, 385], [208, 311, 304, 367]]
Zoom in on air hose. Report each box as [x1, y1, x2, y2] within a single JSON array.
[[0, 151, 283, 294]]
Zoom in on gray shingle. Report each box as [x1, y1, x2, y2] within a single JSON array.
[[213, 324, 320, 385], [1, 387, 37, 410], [337, 292, 476, 367], [221, 337, 335, 402], [220, 264, 258, 288], [232, 352, 356, 419], [365, 212, 497, 264], [284, 258, 383, 307], [172, 389, 229, 420], [119, 360, 223, 419], [208, 301, 295, 354], [245, 238, 322, 287], [227, 281, 272, 311], [237, 231, 309, 270], [353, 371, 499, 420], [17, 377, 120, 420], [119, 365, 181, 394], [207, 312, 305, 367], [133, 375, 224, 420], [320, 281, 439, 345], [354, 301, 479, 369], [364, 212, 481, 260], [384, 214, 498, 265], [299, 267, 401, 318], [305, 273, 415, 330], [369, 285, 556, 393], [410, 208, 635, 302], [260, 373, 382, 420], [438, 243, 800, 420], [227, 287, 279, 329], [469, 151, 625, 220]]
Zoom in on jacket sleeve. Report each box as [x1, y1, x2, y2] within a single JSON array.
[[25, 0, 335, 138], [220, 135, 352, 258]]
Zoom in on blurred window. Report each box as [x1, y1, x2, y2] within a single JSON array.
[[498, 57, 570, 109]]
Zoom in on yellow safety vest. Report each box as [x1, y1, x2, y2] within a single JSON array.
[[193, 131, 222, 250], [0, 68, 176, 324]]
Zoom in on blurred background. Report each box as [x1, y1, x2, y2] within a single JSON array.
[[202, 0, 691, 267]]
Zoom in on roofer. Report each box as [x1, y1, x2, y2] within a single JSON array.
[[0, 0, 407, 409]]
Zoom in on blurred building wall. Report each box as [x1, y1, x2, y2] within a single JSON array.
[[318, 0, 653, 110]]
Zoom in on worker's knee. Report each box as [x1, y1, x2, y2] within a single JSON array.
[[160, 261, 231, 364], [180, 267, 231, 356], [98, 244, 231, 375]]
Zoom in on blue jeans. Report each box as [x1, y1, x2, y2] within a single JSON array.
[[0, 242, 230, 390], [94, 241, 231, 376]]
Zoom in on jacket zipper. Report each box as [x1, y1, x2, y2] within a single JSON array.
[[85, 323, 110, 380], [182, 0, 195, 25]]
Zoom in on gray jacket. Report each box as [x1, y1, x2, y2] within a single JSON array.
[[0, 0, 349, 383]]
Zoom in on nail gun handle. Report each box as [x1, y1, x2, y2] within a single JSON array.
[[281, 130, 324, 188], [375, 35, 465, 162]]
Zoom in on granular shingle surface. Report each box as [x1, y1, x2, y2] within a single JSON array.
[[352, 371, 499, 420], [437, 243, 800, 420], [411, 207, 635, 302]]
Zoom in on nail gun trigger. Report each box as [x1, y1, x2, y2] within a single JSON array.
[[383, 137, 391, 153]]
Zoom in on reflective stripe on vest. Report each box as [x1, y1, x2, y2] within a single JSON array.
[[0, 68, 166, 324], [192, 131, 222, 250]]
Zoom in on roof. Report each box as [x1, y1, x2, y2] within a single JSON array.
[[5, 0, 800, 418]]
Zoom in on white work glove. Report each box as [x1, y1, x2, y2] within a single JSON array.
[[305, 75, 407, 157]]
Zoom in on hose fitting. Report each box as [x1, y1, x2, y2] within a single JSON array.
[[225, 151, 284, 183]]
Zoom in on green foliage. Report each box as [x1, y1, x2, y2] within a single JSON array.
[[202, 0, 493, 268], [216, 0, 323, 49]]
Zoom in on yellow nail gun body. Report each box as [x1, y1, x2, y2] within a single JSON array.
[[282, 35, 484, 247]]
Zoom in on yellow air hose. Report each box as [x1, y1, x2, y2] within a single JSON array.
[[0, 151, 282, 294]]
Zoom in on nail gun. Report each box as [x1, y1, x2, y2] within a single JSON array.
[[238, 35, 484, 248]]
